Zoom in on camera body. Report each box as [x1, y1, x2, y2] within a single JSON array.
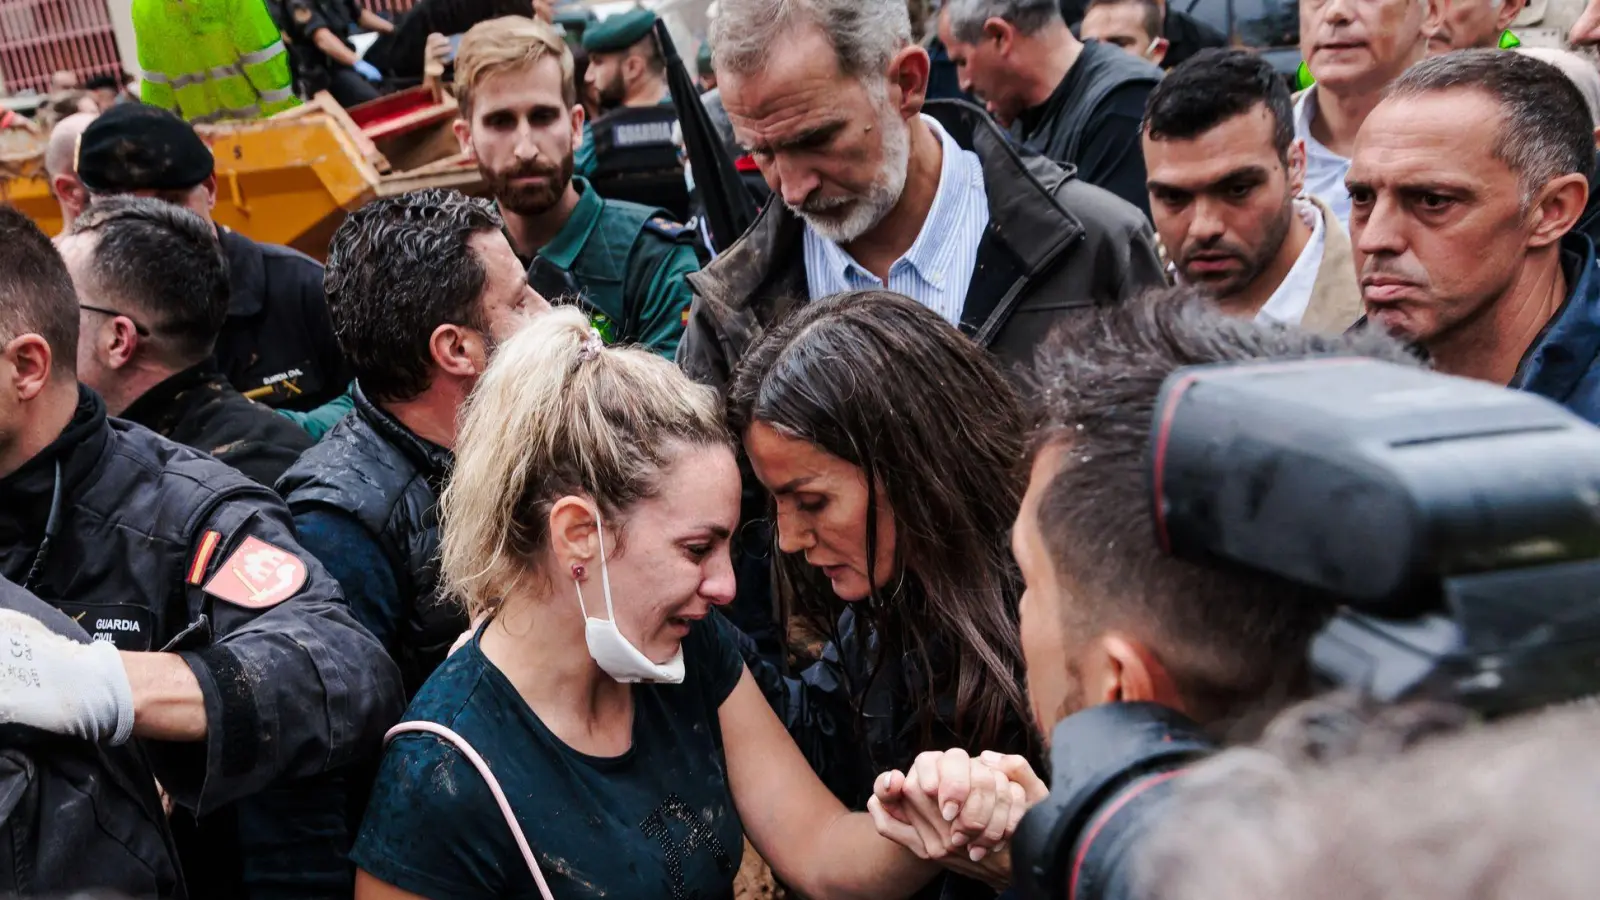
[[1012, 359, 1600, 899]]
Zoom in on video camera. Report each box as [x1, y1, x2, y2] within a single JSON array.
[[1012, 358, 1600, 899]]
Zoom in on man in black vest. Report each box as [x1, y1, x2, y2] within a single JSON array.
[[575, 8, 691, 220], [938, 0, 1161, 218], [0, 206, 403, 898], [278, 189, 550, 698]]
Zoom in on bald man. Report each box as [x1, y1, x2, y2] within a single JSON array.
[[45, 112, 96, 233]]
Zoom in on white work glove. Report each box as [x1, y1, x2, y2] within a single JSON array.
[[0, 609, 135, 745], [353, 60, 383, 83]]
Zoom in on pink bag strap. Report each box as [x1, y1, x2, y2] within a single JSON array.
[[384, 721, 557, 900]]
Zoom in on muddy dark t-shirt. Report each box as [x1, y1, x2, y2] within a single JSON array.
[[352, 614, 747, 899]]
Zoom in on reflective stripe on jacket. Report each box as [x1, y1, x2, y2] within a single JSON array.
[[133, 0, 299, 122]]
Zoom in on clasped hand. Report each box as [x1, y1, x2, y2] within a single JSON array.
[[867, 748, 1047, 884]]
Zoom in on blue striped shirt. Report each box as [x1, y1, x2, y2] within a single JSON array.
[[802, 115, 990, 326]]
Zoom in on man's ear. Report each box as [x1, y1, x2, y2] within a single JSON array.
[[429, 322, 485, 381], [1497, 0, 1528, 32], [1526, 172, 1589, 250], [103, 316, 141, 370], [984, 16, 1019, 54], [1148, 37, 1170, 67], [887, 44, 932, 119], [453, 118, 475, 157], [198, 175, 218, 212], [1091, 632, 1187, 711], [570, 102, 586, 149], [1423, 0, 1445, 37], [3, 334, 55, 403], [1287, 138, 1308, 196], [549, 496, 601, 574]]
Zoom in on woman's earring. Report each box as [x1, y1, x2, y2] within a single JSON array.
[[571, 563, 586, 581]]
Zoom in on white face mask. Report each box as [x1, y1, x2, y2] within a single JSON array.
[[574, 517, 686, 684]]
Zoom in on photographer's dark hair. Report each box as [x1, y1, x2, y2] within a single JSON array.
[[69, 196, 229, 366], [324, 188, 503, 403], [727, 290, 1033, 760], [1387, 49, 1594, 199], [1144, 48, 1295, 162], [1030, 288, 1416, 725], [0, 205, 79, 375]]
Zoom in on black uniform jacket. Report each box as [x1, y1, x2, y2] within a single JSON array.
[[119, 357, 315, 489], [216, 228, 350, 412], [0, 386, 403, 815], [0, 576, 185, 898]]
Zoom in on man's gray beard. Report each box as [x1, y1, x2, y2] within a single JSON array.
[[793, 106, 912, 245]]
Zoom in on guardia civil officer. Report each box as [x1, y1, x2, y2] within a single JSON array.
[[75, 105, 352, 413], [453, 16, 700, 358], [574, 8, 690, 220], [0, 209, 403, 896]]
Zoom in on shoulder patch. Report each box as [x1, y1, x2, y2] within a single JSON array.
[[202, 536, 308, 610], [292, 4, 313, 23], [644, 217, 692, 241]]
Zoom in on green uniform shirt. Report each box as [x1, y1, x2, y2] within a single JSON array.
[[521, 176, 700, 359]]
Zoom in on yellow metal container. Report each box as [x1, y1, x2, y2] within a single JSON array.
[[2, 90, 482, 261]]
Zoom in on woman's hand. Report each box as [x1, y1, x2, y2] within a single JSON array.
[[867, 749, 1026, 863], [867, 749, 1047, 888]]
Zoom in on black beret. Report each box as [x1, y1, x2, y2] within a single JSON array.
[[76, 102, 215, 194]]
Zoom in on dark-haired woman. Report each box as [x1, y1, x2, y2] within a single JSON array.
[[727, 290, 1038, 898]]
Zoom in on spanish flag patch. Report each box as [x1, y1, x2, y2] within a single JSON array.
[[681, 307, 690, 327], [188, 530, 223, 585]]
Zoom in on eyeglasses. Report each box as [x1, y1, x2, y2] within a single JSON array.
[[79, 304, 150, 337]]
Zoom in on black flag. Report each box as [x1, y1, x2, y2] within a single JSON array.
[[653, 19, 759, 254]]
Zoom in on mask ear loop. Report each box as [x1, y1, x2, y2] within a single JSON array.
[[595, 516, 618, 624]]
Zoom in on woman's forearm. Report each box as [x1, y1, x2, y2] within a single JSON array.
[[800, 811, 939, 900]]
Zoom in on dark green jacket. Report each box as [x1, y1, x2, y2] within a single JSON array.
[[521, 176, 700, 358]]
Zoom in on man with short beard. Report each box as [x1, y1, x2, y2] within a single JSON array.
[[453, 15, 701, 357], [681, 0, 1164, 391], [1143, 50, 1361, 332]]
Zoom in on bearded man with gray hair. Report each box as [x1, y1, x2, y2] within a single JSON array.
[[678, 0, 1164, 392]]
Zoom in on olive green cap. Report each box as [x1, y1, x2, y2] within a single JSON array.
[[582, 8, 658, 53]]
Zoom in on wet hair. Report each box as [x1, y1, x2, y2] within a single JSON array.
[[1387, 49, 1594, 202], [727, 290, 1033, 758], [1138, 697, 1600, 900], [712, 0, 912, 81], [943, 0, 1064, 43], [1085, 0, 1163, 43], [0, 205, 78, 375], [1029, 288, 1418, 725], [1145, 48, 1295, 163], [455, 15, 577, 116], [68, 196, 229, 366], [323, 188, 503, 403], [441, 306, 731, 619]]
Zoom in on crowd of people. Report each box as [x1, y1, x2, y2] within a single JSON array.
[[5, 0, 1600, 897]]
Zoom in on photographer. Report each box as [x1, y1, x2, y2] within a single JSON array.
[[1138, 694, 1600, 900], [872, 289, 1420, 897]]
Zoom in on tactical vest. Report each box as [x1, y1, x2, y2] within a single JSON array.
[[277, 387, 463, 697], [1044, 40, 1162, 167], [589, 104, 692, 222]]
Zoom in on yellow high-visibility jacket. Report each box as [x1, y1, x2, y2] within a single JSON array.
[[133, 0, 300, 123]]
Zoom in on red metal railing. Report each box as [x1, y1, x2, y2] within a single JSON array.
[[0, 0, 122, 94]]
